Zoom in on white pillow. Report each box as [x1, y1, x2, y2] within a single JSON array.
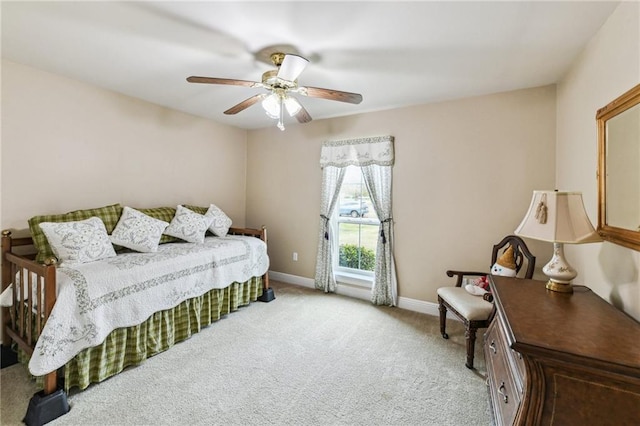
[[110, 206, 169, 253], [39, 217, 116, 266], [164, 205, 214, 244], [205, 204, 232, 237]]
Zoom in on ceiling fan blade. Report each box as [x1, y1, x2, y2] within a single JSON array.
[[298, 86, 363, 104], [295, 103, 312, 124], [187, 76, 263, 88], [224, 94, 266, 115], [277, 54, 309, 82]]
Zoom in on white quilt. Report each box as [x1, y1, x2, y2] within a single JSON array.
[[28, 235, 269, 376]]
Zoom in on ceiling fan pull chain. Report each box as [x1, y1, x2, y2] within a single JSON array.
[[277, 96, 285, 131]]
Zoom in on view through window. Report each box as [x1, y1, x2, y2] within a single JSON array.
[[334, 165, 379, 276]]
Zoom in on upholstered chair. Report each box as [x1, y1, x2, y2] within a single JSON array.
[[437, 235, 535, 369]]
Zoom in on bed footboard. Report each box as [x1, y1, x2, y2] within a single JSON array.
[[2, 230, 69, 425], [228, 226, 273, 301], [1, 230, 59, 393]]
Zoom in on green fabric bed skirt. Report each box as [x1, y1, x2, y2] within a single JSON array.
[[22, 277, 263, 392]]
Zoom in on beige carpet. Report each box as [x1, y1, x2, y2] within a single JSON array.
[[0, 281, 491, 425]]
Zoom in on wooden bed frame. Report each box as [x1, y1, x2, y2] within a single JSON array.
[[1, 226, 271, 425]]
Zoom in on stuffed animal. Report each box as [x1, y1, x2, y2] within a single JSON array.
[[491, 245, 517, 277], [464, 245, 517, 297], [465, 275, 490, 296]]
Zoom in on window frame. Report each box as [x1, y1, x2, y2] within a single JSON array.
[[331, 167, 379, 287]]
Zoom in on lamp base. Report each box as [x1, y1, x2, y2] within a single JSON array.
[[545, 280, 574, 293], [542, 242, 577, 294]]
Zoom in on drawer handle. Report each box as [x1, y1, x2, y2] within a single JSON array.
[[489, 341, 497, 354], [498, 382, 509, 404]]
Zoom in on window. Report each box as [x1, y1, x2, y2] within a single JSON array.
[[315, 135, 396, 305], [333, 165, 379, 284]]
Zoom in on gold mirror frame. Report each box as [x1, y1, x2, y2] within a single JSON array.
[[596, 83, 640, 251]]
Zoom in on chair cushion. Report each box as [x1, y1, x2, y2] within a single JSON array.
[[437, 287, 494, 321]]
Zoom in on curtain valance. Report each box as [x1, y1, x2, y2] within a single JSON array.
[[320, 135, 394, 168]]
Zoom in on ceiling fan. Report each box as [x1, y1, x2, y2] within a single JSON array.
[[186, 52, 363, 130]]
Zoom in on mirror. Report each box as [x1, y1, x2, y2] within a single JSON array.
[[596, 83, 640, 251]]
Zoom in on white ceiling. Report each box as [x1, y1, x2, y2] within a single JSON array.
[[2, 1, 619, 130]]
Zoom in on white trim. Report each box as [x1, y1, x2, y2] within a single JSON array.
[[334, 271, 373, 288], [268, 270, 458, 320], [397, 296, 441, 317], [269, 271, 314, 288]]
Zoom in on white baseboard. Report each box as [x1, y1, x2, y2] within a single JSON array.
[[268, 270, 447, 319], [269, 271, 315, 289]]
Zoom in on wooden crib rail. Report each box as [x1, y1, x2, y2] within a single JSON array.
[[2, 230, 58, 394]]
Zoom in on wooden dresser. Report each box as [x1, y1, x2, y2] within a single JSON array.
[[485, 275, 640, 425]]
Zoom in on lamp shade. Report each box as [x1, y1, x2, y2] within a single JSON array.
[[514, 191, 602, 244], [277, 54, 309, 82]]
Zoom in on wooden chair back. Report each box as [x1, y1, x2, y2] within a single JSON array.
[[491, 235, 536, 279]]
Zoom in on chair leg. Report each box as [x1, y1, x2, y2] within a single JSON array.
[[465, 326, 477, 369], [437, 297, 449, 339]]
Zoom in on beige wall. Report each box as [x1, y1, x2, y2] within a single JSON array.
[[246, 86, 556, 303], [557, 1, 640, 321], [1, 60, 248, 236]]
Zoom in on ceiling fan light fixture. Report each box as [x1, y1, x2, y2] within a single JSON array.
[[284, 97, 302, 116], [261, 93, 280, 119]]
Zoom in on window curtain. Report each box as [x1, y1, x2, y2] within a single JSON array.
[[314, 166, 346, 293], [361, 163, 397, 306], [314, 135, 397, 306]]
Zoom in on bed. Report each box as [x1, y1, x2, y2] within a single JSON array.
[[1, 205, 272, 425]]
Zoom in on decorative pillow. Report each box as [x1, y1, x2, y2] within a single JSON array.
[[491, 245, 517, 277], [109, 207, 169, 253], [29, 203, 122, 263], [39, 217, 116, 266], [183, 205, 212, 235], [205, 204, 232, 237], [134, 206, 180, 244], [164, 205, 214, 244]]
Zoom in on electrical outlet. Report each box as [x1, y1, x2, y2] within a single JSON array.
[[292, 252, 298, 261]]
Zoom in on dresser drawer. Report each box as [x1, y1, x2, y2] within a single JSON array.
[[495, 312, 525, 393], [485, 319, 521, 426]]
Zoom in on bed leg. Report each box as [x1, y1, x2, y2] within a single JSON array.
[[23, 372, 69, 426], [257, 227, 275, 303], [23, 388, 70, 426], [258, 272, 275, 302], [258, 287, 275, 302]]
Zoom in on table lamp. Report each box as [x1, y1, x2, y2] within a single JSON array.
[[514, 190, 602, 293]]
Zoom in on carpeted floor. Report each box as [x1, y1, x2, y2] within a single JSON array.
[[0, 281, 491, 425]]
